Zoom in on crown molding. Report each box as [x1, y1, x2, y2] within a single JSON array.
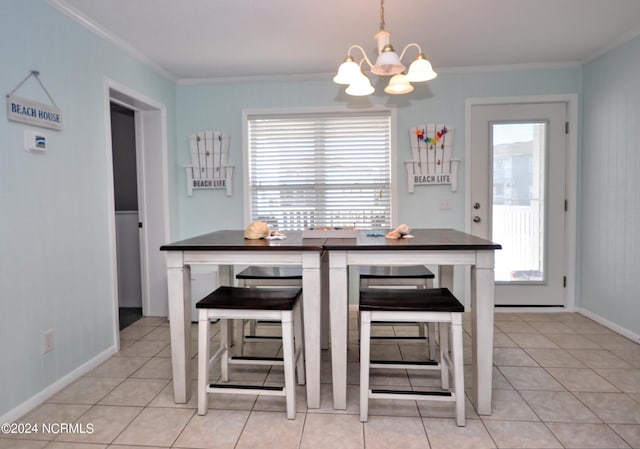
[[45, 0, 176, 82], [582, 24, 640, 64], [437, 61, 582, 74], [177, 62, 584, 86], [177, 72, 333, 86]]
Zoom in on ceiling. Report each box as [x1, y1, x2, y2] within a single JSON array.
[[50, 0, 640, 82]]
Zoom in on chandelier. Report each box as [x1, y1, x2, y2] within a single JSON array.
[[333, 0, 437, 96]]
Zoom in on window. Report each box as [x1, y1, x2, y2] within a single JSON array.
[[245, 110, 393, 231]]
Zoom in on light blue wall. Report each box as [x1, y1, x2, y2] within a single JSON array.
[[3, 0, 636, 423], [0, 0, 176, 417], [580, 36, 640, 336], [176, 68, 580, 238]]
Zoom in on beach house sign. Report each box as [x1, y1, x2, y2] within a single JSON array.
[[6, 71, 63, 131]]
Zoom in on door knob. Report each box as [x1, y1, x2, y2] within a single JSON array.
[[473, 216, 481, 223], [473, 203, 481, 210]]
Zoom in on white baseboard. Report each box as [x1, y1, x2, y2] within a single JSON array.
[[0, 345, 117, 424], [351, 303, 640, 344], [575, 307, 640, 344]]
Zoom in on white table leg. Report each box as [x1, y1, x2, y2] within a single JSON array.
[[438, 265, 454, 290], [329, 250, 348, 409], [166, 252, 191, 403], [303, 252, 322, 408], [321, 252, 330, 350], [470, 251, 495, 415], [218, 264, 234, 286]]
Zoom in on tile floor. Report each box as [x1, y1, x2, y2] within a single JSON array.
[[2, 311, 640, 449]]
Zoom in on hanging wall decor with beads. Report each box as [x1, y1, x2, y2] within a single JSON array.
[[405, 124, 459, 192], [186, 131, 234, 196]]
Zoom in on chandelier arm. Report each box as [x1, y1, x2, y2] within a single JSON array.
[[347, 45, 375, 69], [398, 43, 422, 62]]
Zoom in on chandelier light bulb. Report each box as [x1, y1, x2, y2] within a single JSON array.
[[406, 53, 437, 82], [384, 73, 414, 95], [345, 71, 375, 96], [333, 56, 361, 85]]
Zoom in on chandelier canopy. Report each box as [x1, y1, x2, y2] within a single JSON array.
[[333, 0, 437, 96]]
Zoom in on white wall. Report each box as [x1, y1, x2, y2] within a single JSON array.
[[0, 0, 176, 418], [579, 36, 640, 337]]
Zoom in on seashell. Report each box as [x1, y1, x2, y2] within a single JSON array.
[[385, 224, 412, 239], [244, 221, 270, 239], [395, 224, 411, 236], [385, 230, 401, 239]]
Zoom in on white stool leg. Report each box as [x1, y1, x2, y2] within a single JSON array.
[[221, 319, 230, 382], [246, 282, 257, 349], [427, 323, 437, 360], [235, 319, 246, 356], [417, 279, 426, 338], [281, 311, 296, 420], [451, 314, 465, 426], [360, 311, 372, 422], [357, 279, 369, 340], [198, 310, 211, 415], [293, 300, 306, 385], [439, 321, 450, 390]]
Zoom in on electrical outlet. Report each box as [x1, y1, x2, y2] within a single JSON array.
[[438, 197, 451, 210], [42, 329, 55, 354]]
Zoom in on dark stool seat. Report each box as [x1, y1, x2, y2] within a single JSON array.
[[359, 287, 466, 426], [235, 266, 303, 280], [196, 286, 305, 420], [360, 287, 464, 312], [359, 265, 435, 280], [196, 286, 301, 310]]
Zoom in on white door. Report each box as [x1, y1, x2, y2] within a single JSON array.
[[470, 102, 568, 306]]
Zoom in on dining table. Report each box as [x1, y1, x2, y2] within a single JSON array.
[[160, 228, 500, 414], [160, 230, 326, 408], [324, 228, 501, 414]]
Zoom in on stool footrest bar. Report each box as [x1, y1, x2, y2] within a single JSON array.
[[370, 359, 438, 368], [371, 388, 452, 396], [229, 356, 284, 366], [207, 383, 285, 396], [371, 336, 427, 341], [244, 335, 282, 340]]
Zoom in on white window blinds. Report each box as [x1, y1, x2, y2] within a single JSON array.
[[247, 111, 392, 231]]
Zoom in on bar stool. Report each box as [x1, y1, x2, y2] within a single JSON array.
[[196, 286, 305, 420], [235, 266, 303, 353], [359, 265, 437, 359], [359, 287, 465, 426]]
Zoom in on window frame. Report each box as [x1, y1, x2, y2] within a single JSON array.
[[242, 106, 398, 229]]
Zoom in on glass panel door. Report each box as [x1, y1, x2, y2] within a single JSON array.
[[470, 102, 567, 306], [492, 122, 546, 283]]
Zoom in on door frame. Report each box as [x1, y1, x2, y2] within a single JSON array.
[[465, 95, 578, 311], [103, 78, 170, 350]]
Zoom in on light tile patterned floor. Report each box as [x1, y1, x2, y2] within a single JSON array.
[[2, 312, 640, 449]]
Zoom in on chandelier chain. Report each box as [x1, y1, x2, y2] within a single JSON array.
[[379, 0, 386, 31]]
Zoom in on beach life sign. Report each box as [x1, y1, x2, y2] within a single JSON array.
[[7, 95, 63, 130], [405, 123, 459, 192]]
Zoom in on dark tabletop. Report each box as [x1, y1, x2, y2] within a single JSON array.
[[323, 228, 501, 251], [161, 228, 500, 252], [160, 230, 326, 251]]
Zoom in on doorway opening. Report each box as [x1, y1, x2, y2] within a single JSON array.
[[110, 102, 143, 329], [104, 79, 170, 350]]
